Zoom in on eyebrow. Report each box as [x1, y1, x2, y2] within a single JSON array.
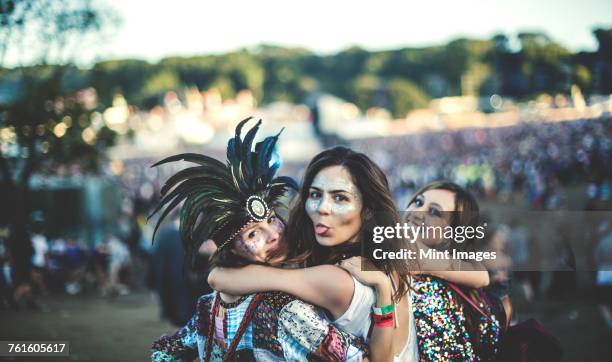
[[429, 202, 442, 209], [310, 186, 352, 194], [242, 223, 259, 233]]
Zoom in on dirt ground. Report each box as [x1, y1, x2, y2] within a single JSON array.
[[0, 290, 611, 361], [0, 291, 177, 361]]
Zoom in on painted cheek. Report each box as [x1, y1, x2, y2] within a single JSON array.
[[305, 198, 320, 214], [330, 201, 359, 215], [237, 236, 265, 255], [235, 239, 251, 255], [330, 191, 363, 215]]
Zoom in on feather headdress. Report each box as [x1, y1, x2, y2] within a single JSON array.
[[149, 117, 298, 263]]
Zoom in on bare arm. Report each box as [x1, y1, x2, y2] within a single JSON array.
[[208, 264, 354, 318], [369, 281, 395, 362], [339, 257, 396, 362]]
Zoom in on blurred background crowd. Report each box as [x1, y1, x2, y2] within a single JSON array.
[[0, 0, 611, 360]]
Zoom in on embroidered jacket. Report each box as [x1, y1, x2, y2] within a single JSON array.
[[151, 291, 368, 361]]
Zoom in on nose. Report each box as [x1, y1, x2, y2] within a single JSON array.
[[263, 224, 279, 244], [316, 196, 332, 215], [407, 211, 424, 224]]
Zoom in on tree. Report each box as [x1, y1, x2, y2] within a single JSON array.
[[593, 28, 612, 93], [1, 0, 118, 66], [350, 74, 381, 111], [0, 0, 118, 298], [387, 78, 429, 118], [517, 32, 571, 94]]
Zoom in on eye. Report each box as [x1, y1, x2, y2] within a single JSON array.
[[411, 195, 424, 207], [334, 194, 349, 202], [248, 230, 257, 239], [309, 190, 321, 199]]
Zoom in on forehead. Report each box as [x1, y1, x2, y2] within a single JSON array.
[[241, 211, 278, 231], [311, 166, 356, 191], [242, 219, 265, 232], [420, 189, 456, 211]]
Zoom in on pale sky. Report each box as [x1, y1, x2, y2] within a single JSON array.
[[7, 0, 612, 66]]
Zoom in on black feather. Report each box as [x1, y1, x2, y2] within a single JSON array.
[[150, 117, 297, 265]]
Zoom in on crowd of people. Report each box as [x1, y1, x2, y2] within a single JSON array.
[[352, 118, 611, 211], [350, 118, 612, 314], [0, 224, 134, 310]]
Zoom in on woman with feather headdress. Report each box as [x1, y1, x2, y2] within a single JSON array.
[[150, 117, 369, 362]]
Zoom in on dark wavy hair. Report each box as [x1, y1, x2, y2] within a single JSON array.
[[284, 146, 411, 301]]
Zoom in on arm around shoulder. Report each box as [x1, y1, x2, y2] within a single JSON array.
[[209, 264, 354, 318]]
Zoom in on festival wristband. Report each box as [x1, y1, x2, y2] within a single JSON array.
[[373, 313, 394, 328], [372, 312, 394, 323], [372, 304, 394, 315], [375, 319, 394, 328]]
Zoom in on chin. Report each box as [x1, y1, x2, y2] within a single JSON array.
[[315, 235, 342, 247]]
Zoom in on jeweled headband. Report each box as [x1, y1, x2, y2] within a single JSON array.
[[149, 117, 297, 264]]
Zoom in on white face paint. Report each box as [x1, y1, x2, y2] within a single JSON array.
[[305, 166, 363, 247]]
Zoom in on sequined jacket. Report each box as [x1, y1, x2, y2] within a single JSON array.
[[151, 291, 368, 362], [411, 276, 501, 361]]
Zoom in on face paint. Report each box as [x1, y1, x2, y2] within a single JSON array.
[[306, 172, 363, 215], [305, 198, 321, 215], [235, 224, 267, 255], [233, 213, 285, 263], [305, 166, 363, 247]]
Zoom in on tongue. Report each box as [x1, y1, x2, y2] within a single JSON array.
[[315, 226, 329, 235]]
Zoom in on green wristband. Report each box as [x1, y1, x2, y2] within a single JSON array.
[[372, 304, 394, 315]]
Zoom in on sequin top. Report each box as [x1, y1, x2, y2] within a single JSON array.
[[151, 291, 369, 361], [410, 276, 501, 361]]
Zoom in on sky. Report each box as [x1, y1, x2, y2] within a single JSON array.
[[5, 0, 612, 66]]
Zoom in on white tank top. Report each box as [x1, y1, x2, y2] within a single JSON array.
[[394, 287, 418, 361], [333, 276, 376, 338], [333, 276, 419, 361]]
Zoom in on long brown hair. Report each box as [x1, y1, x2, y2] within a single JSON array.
[[284, 146, 410, 300], [408, 180, 490, 350]]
